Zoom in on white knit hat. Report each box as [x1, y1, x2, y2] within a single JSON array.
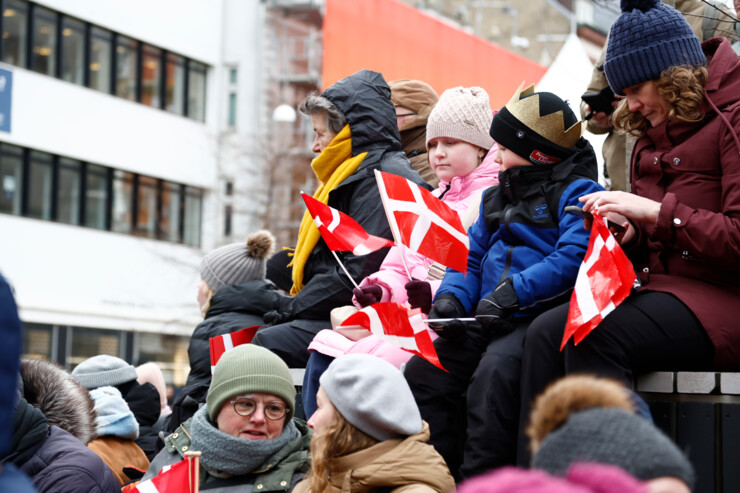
[[320, 354, 422, 441], [426, 86, 495, 150]]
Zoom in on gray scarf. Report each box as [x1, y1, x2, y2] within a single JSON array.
[[190, 406, 297, 477]]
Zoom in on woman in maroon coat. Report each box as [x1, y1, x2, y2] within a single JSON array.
[[517, 0, 740, 463]]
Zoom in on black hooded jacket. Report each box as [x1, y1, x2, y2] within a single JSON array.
[[288, 70, 431, 321]]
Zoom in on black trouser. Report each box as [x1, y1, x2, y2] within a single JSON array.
[[404, 319, 529, 480], [251, 319, 329, 368], [518, 291, 715, 465]]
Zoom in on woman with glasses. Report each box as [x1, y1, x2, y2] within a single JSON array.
[[141, 344, 311, 492], [295, 354, 454, 493]]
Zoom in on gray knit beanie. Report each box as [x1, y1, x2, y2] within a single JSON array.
[[200, 230, 275, 295], [532, 408, 695, 489], [320, 354, 422, 441], [426, 86, 494, 150], [71, 355, 138, 390], [206, 344, 296, 422]]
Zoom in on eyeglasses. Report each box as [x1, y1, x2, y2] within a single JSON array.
[[229, 397, 289, 421]]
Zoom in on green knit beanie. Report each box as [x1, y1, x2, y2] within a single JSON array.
[[206, 344, 296, 422]]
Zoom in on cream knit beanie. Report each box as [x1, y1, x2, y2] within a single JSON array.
[[426, 86, 495, 150]]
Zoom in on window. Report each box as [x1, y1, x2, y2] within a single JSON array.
[[229, 68, 237, 84], [2, 0, 28, 67], [187, 61, 206, 122], [141, 45, 161, 108], [183, 186, 202, 246], [225, 181, 233, 196], [112, 169, 133, 233], [61, 16, 85, 84], [57, 158, 81, 225], [85, 164, 108, 229], [160, 182, 181, 242], [135, 332, 190, 387], [22, 322, 53, 360], [31, 6, 56, 76], [165, 53, 185, 115], [224, 204, 232, 236], [0, 144, 23, 214], [228, 92, 237, 128], [27, 151, 52, 220], [135, 175, 157, 238], [115, 35, 138, 101], [89, 27, 112, 93], [69, 327, 121, 369]]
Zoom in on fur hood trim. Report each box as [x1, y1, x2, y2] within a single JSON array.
[[21, 358, 97, 444], [526, 375, 634, 454]]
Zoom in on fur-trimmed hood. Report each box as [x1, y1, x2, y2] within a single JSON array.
[[21, 358, 97, 444], [526, 375, 634, 454]]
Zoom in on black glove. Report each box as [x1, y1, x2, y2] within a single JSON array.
[[475, 278, 519, 336], [428, 294, 467, 342], [353, 286, 383, 308], [405, 279, 432, 315], [264, 296, 295, 325]]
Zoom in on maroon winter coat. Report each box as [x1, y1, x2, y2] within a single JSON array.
[[630, 38, 740, 369]]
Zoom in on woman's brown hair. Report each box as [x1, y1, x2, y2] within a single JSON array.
[[612, 64, 708, 139], [303, 410, 379, 492]]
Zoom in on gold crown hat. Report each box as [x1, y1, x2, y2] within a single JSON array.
[[490, 82, 584, 165]]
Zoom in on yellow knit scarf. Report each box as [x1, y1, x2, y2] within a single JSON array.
[[290, 125, 367, 294]]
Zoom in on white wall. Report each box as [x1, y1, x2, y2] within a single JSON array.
[[0, 215, 202, 335]]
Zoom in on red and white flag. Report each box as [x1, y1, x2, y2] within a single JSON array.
[[375, 170, 469, 273], [560, 211, 636, 350], [301, 193, 393, 255], [209, 326, 260, 373], [129, 458, 197, 493], [338, 302, 446, 371]]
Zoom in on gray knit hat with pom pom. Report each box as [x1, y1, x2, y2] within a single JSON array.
[[200, 230, 275, 294]]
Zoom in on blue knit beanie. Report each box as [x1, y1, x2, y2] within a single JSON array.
[[604, 0, 705, 95]]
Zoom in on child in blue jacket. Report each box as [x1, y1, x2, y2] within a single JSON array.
[[404, 84, 604, 480]]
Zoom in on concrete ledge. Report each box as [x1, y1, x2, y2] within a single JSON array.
[[636, 372, 674, 393], [721, 373, 740, 395], [677, 372, 717, 394], [637, 372, 740, 395]]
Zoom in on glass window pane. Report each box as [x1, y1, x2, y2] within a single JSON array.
[[187, 62, 206, 122], [228, 92, 237, 127], [3, 0, 28, 67], [112, 169, 133, 233], [89, 27, 112, 92], [165, 53, 185, 115], [160, 182, 181, 242], [183, 186, 202, 246], [135, 175, 157, 238], [0, 144, 23, 214], [85, 164, 108, 229], [28, 151, 52, 220], [32, 6, 56, 76], [61, 16, 84, 85], [136, 332, 190, 387], [115, 36, 137, 101], [22, 322, 53, 360], [141, 45, 161, 108], [57, 158, 81, 225], [69, 327, 121, 370]]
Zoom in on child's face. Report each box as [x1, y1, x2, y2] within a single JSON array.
[[427, 137, 482, 183], [494, 145, 532, 171]]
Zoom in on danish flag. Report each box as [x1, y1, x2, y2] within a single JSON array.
[[560, 211, 636, 350], [338, 302, 446, 371], [301, 193, 393, 255], [375, 170, 469, 273], [128, 457, 198, 493], [209, 326, 260, 373]]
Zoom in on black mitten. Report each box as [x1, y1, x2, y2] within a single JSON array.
[[405, 279, 432, 315], [353, 285, 383, 308]]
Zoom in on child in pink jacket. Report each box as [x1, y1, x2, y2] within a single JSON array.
[[301, 87, 501, 417]]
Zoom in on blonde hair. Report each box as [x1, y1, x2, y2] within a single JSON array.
[[612, 65, 707, 139], [304, 410, 379, 492], [199, 282, 215, 318]]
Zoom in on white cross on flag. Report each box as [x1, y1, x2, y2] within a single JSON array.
[[375, 170, 469, 273], [209, 326, 260, 374], [130, 458, 197, 493], [301, 193, 393, 255], [560, 211, 636, 350], [338, 302, 446, 371]]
